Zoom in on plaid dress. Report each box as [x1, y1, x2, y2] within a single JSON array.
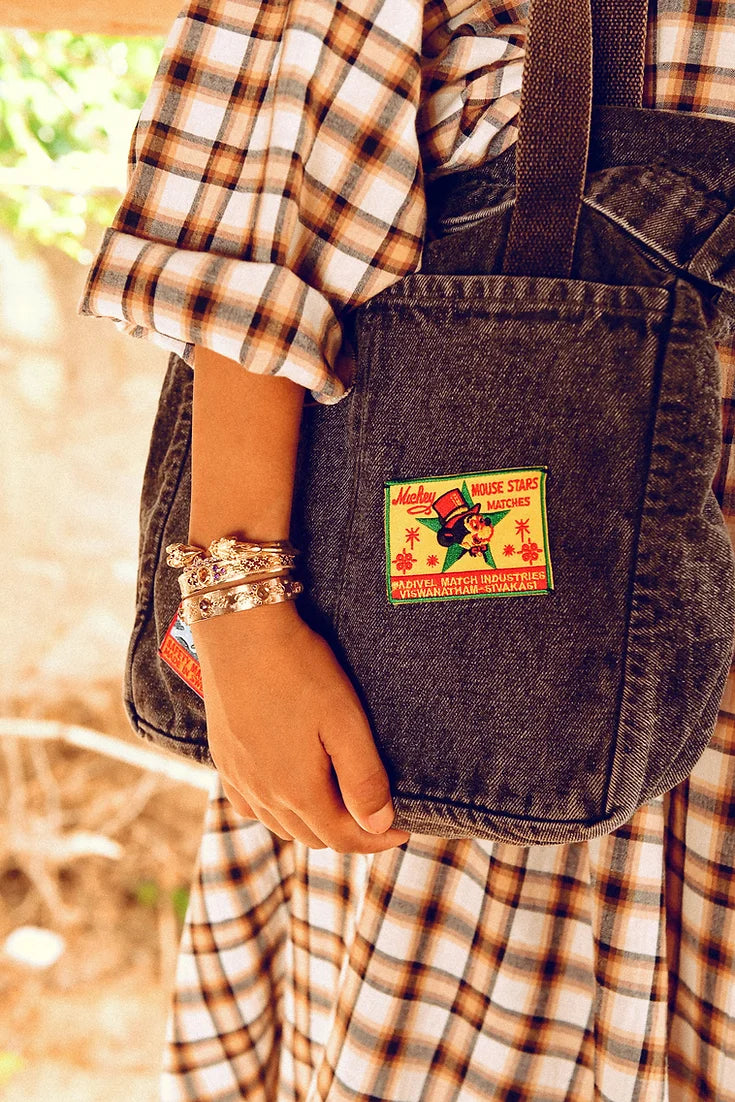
[[80, 0, 735, 1098]]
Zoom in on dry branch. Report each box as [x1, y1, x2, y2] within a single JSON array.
[[0, 718, 213, 792], [8, 827, 124, 863]]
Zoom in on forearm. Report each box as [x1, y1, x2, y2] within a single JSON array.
[[189, 346, 305, 546], [186, 348, 406, 847]]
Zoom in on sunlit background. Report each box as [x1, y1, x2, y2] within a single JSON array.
[[1, 8, 212, 1098]]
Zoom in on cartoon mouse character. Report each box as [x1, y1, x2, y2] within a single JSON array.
[[461, 511, 495, 556], [432, 488, 494, 555]]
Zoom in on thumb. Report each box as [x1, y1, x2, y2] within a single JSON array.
[[322, 712, 396, 834]]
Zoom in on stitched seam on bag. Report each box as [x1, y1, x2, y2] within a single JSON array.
[[125, 355, 194, 738], [135, 718, 213, 767], [136, 715, 209, 749], [391, 789, 619, 827], [601, 288, 677, 817], [366, 301, 669, 321], [367, 278, 671, 313], [582, 192, 734, 278], [332, 342, 373, 635]]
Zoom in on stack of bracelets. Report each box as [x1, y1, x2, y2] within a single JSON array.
[[166, 537, 303, 626]]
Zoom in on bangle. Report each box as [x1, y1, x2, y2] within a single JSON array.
[[180, 574, 303, 625], [209, 536, 299, 560], [166, 536, 299, 570], [165, 544, 205, 569], [178, 553, 298, 597]]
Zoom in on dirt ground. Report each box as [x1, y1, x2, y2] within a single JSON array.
[[0, 682, 211, 1100], [1, 225, 216, 1099]]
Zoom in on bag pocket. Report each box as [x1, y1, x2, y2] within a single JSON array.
[[321, 271, 734, 842]]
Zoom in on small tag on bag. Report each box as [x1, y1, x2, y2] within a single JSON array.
[[158, 606, 203, 697], [385, 467, 553, 605]]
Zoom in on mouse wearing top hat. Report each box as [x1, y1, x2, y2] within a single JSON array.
[[432, 488, 494, 555]]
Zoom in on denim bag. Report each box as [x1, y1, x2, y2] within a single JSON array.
[[125, 0, 735, 843]]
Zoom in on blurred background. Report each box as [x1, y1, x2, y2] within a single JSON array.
[[1, 3, 213, 1097]]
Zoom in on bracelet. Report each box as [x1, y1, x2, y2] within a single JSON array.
[[178, 553, 298, 597], [180, 574, 304, 625], [166, 536, 299, 570], [209, 536, 299, 560]]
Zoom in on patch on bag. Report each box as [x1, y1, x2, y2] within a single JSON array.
[[385, 467, 553, 605], [158, 606, 203, 698]]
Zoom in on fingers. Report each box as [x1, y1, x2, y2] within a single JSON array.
[[199, 614, 411, 853], [295, 764, 411, 854], [221, 773, 409, 854], [319, 708, 396, 834], [219, 779, 325, 849], [220, 780, 291, 841], [274, 808, 326, 849], [221, 778, 256, 820], [221, 780, 293, 841]]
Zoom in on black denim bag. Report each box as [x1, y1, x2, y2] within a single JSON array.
[[124, 0, 735, 843]]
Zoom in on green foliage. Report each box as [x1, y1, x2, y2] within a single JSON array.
[[0, 29, 163, 261], [134, 879, 190, 925], [171, 885, 191, 925], [134, 878, 161, 908]]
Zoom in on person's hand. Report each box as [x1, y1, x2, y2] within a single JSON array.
[[191, 601, 411, 853]]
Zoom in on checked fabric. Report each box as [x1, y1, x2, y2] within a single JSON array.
[[81, 0, 735, 1098]]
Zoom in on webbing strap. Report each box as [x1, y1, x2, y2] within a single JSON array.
[[592, 0, 648, 107], [502, 0, 649, 278]]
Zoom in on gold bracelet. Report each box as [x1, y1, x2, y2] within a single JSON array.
[[180, 575, 303, 625], [209, 536, 299, 560], [166, 536, 299, 570], [166, 544, 207, 569], [178, 553, 298, 597]]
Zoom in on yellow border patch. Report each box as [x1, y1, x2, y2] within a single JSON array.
[[385, 467, 554, 605]]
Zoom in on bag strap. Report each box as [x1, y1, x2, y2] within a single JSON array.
[[502, 0, 649, 278], [591, 0, 648, 108]]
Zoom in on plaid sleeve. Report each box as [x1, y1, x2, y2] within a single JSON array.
[[79, 0, 427, 404], [418, 0, 527, 176]]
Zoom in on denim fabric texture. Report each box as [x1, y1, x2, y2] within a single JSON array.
[[125, 103, 735, 843]]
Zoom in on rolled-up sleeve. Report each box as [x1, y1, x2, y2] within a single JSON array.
[[79, 0, 427, 404]]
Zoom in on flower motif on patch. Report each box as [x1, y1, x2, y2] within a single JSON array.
[[521, 541, 542, 565], [393, 548, 416, 574]]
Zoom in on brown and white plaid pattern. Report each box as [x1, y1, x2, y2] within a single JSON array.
[[74, 0, 735, 1094], [79, 0, 735, 405], [79, 0, 430, 402], [78, 0, 735, 404], [148, 2, 735, 1099]]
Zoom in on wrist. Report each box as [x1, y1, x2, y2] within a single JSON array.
[[190, 598, 303, 650], [188, 522, 292, 546]]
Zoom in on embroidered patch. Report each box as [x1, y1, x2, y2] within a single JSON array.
[[159, 605, 203, 698], [385, 467, 553, 605]]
